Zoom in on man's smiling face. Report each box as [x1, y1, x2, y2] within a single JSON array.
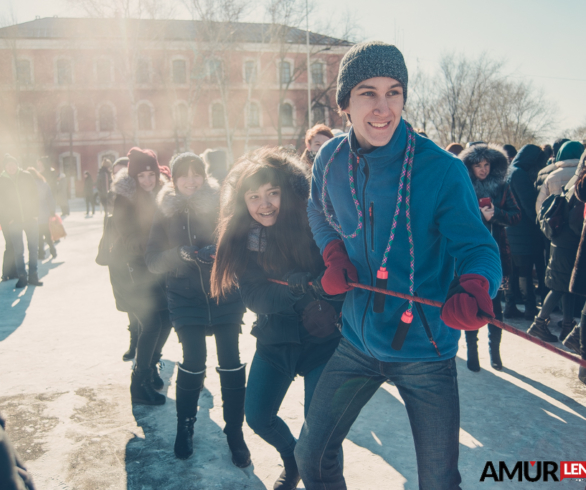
[[343, 76, 404, 151]]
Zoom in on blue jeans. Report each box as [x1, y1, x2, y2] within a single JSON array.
[[245, 351, 326, 458], [295, 338, 462, 490], [9, 219, 39, 277]]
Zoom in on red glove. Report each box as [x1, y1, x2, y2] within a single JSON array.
[[440, 274, 494, 331], [320, 239, 359, 295]]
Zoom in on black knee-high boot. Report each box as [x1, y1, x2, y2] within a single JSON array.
[[123, 321, 139, 362], [217, 364, 251, 468], [488, 324, 503, 370], [465, 330, 480, 372], [174, 364, 205, 460]]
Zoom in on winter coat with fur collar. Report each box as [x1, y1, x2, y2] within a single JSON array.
[[145, 179, 245, 329], [107, 168, 167, 314]]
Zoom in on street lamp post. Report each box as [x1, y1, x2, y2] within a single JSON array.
[[306, 0, 312, 129]]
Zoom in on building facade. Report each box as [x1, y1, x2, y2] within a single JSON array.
[[0, 17, 351, 194]]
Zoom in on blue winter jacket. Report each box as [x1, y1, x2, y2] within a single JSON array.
[[307, 119, 502, 362]]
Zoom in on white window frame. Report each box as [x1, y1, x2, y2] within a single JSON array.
[[245, 100, 262, 128], [209, 100, 226, 130], [277, 58, 294, 85], [242, 58, 259, 84], [135, 57, 152, 85], [54, 56, 74, 85], [310, 61, 326, 86], [96, 102, 117, 132], [173, 100, 190, 132], [207, 58, 224, 83], [136, 100, 155, 131], [57, 103, 78, 133], [58, 151, 81, 180]]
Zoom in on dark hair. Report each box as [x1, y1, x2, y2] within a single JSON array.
[[211, 148, 320, 298], [170, 153, 206, 186], [553, 137, 570, 157], [305, 124, 334, 147], [541, 144, 553, 161]]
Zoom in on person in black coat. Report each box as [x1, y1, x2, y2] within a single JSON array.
[[145, 153, 250, 465], [83, 171, 95, 216], [108, 148, 171, 406], [505, 144, 548, 319], [460, 144, 521, 371], [211, 148, 342, 490]]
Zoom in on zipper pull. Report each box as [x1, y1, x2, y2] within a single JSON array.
[[373, 267, 388, 313]]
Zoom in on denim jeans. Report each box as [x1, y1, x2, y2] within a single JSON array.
[[295, 338, 462, 490], [245, 351, 326, 458], [9, 219, 39, 277]]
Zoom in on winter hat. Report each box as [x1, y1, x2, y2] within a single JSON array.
[[170, 152, 206, 182], [556, 141, 584, 162], [3, 153, 17, 168], [112, 157, 129, 168], [127, 147, 159, 179], [445, 143, 463, 156], [336, 41, 408, 106]]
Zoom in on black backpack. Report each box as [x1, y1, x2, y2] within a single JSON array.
[[539, 192, 567, 240]]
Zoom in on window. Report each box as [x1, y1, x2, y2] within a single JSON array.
[[59, 106, 75, 133], [16, 60, 32, 85], [279, 61, 291, 84], [174, 104, 188, 131], [61, 154, 78, 179], [98, 104, 115, 132], [19, 106, 35, 133], [136, 59, 149, 84], [211, 103, 225, 129], [172, 59, 187, 84], [96, 59, 112, 84], [137, 103, 153, 130], [311, 62, 324, 85], [207, 59, 223, 83], [56, 59, 72, 85], [280, 103, 293, 127], [244, 60, 257, 84], [312, 105, 326, 124], [247, 102, 260, 128]]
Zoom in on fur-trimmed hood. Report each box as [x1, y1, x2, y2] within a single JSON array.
[[220, 149, 310, 217], [112, 167, 165, 201], [460, 144, 509, 200], [157, 177, 220, 218]]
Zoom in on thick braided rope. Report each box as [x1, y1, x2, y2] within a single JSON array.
[[321, 137, 363, 239]]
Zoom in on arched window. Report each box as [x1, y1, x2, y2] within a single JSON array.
[[174, 104, 189, 131], [136, 59, 149, 84], [98, 104, 115, 132], [172, 59, 187, 84], [280, 103, 293, 127], [56, 59, 72, 85], [279, 61, 291, 84], [247, 102, 260, 128], [137, 103, 153, 130], [19, 106, 35, 133], [96, 59, 112, 84], [59, 106, 75, 133], [212, 103, 225, 129], [16, 59, 32, 85]]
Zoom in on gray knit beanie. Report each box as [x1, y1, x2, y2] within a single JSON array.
[[336, 41, 408, 106]]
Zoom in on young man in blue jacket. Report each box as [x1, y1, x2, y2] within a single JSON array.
[[295, 42, 502, 490]]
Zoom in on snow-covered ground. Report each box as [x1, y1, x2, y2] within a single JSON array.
[[1, 200, 585, 489]]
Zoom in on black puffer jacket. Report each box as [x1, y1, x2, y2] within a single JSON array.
[[461, 144, 521, 277], [505, 144, 546, 256], [107, 169, 167, 314], [0, 169, 39, 226], [145, 179, 245, 329]]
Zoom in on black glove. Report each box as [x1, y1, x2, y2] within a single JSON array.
[[179, 245, 198, 263], [285, 272, 313, 297], [196, 244, 216, 264]]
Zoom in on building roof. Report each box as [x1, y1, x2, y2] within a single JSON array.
[[0, 17, 352, 46]]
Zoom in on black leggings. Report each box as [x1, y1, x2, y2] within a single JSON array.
[[176, 324, 241, 373], [132, 309, 172, 370], [538, 290, 575, 323]]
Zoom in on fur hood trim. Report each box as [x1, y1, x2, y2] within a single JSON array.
[[460, 144, 509, 185], [157, 177, 220, 218], [112, 167, 165, 201], [221, 149, 310, 214]]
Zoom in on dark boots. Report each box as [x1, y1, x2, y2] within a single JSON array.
[[174, 365, 205, 460], [503, 290, 523, 319], [465, 330, 480, 372], [217, 364, 251, 468], [273, 456, 301, 490], [14, 276, 27, 288], [488, 324, 503, 371], [519, 277, 537, 320], [28, 273, 43, 286], [130, 367, 166, 406], [559, 319, 577, 343], [527, 316, 558, 343], [122, 323, 138, 362], [151, 356, 164, 391]]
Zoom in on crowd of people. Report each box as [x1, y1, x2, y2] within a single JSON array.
[[2, 40, 586, 490]]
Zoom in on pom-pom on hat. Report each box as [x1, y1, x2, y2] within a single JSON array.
[[127, 147, 159, 179], [336, 41, 408, 106]]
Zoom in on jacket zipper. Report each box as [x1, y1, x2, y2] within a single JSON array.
[[369, 202, 375, 252], [188, 208, 212, 326], [359, 156, 375, 357]]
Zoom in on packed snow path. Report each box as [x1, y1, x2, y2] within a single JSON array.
[[1, 200, 585, 489]]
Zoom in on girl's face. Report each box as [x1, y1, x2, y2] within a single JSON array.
[[137, 170, 157, 192], [472, 160, 490, 181], [176, 167, 204, 196], [244, 182, 281, 227]]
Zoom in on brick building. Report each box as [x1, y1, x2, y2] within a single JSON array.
[[0, 17, 351, 194]]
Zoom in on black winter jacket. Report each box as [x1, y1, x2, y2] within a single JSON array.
[[505, 145, 546, 256], [0, 170, 39, 226], [570, 167, 586, 296], [145, 180, 245, 329], [107, 169, 167, 314]]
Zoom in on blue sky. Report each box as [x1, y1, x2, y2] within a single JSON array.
[[4, 0, 585, 135]]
